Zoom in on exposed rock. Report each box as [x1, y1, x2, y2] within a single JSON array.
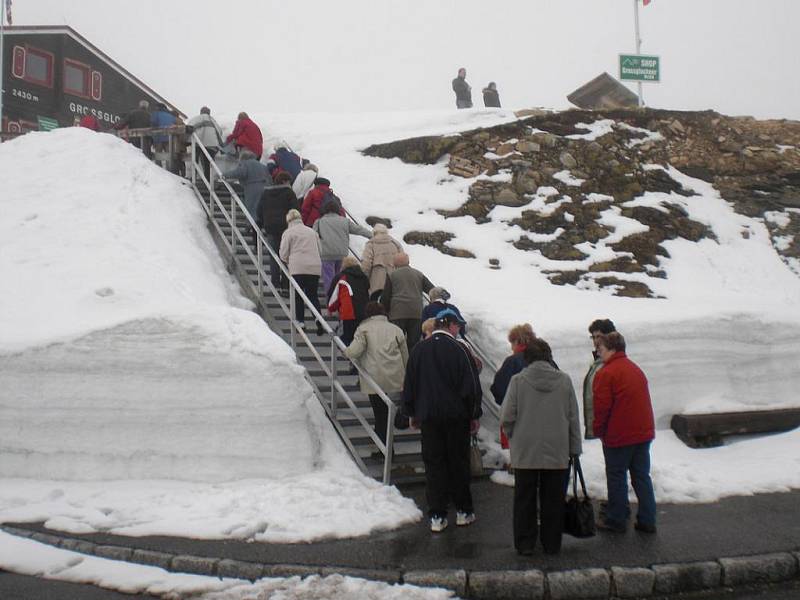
[[363, 108, 800, 295], [366, 216, 393, 228], [560, 152, 578, 169], [403, 230, 476, 259]]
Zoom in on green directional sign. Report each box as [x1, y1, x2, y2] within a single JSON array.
[[37, 116, 60, 131], [619, 54, 660, 83]]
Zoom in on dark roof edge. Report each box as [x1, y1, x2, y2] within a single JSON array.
[[3, 25, 186, 117]]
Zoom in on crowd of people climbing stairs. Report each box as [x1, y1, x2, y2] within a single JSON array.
[[113, 105, 659, 559]]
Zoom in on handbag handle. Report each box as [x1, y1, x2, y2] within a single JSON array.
[[570, 456, 591, 500]]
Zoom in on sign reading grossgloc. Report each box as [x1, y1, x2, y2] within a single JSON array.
[[619, 54, 660, 83]]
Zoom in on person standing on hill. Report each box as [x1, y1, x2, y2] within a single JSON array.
[[592, 332, 657, 535], [187, 106, 224, 182], [226, 112, 264, 159], [380, 253, 434, 353], [452, 68, 472, 109], [150, 103, 176, 153], [257, 171, 299, 294], [360, 223, 403, 301], [482, 82, 501, 108], [402, 310, 482, 533]]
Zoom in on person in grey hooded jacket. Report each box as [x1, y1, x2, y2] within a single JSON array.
[[313, 200, 372, 295], [223, 150, 272, 220], [500, 338, 582, 556]]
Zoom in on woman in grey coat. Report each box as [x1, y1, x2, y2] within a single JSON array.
[[223, 150, 272, 220], [312, 200, 372, 296], [500, 338, 582, 556]]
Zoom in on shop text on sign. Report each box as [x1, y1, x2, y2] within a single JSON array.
[[619, 54, 660, 82]]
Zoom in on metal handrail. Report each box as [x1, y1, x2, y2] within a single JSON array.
[[189, 135, 399, 484]]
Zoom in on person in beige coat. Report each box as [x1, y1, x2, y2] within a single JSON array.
[[360, 223, 403, 300], [279, 209, 324, 334], [345, 302, 409, 452], [500, 338, 582, 556]]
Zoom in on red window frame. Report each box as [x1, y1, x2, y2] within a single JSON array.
[[63, 58, 92, 99], [22, 46, 54, 88]]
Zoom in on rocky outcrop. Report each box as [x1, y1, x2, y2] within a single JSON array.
[[362, 108, 800, 296]]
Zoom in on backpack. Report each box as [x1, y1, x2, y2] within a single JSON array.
[[320, 189, 342, 215]]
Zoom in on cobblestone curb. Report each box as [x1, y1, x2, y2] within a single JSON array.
[[3, 525, 799, 599]]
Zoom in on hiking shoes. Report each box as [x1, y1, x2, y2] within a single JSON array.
[[430, 516, 448, 533], [634, 521, 657, 534], [596, 517, 626, 533], [456, 511, 476, 526]]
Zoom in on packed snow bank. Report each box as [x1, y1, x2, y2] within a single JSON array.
[[0, 128, 421, 539], [0, 128, 315, 481], [0, 530, 454, 599]]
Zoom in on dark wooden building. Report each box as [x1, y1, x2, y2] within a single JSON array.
[[1, 25, 182, 134]]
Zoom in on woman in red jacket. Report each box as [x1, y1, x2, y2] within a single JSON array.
[[226, 112, 263, 159], [592, 332, 657, 534]]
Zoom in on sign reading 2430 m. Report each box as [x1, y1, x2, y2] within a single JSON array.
[[619, 54, 660, 82]]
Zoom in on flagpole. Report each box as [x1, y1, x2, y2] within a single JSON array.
[[633, 0, 644, 107], [0, 2, 6, 137]]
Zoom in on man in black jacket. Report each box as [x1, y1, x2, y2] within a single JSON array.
[[114, 100, 152, 157], [257, 172, 299, 293], [452, 68, 472, 109], [403, 309, 482, 532]]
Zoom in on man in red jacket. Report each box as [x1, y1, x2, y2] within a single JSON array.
[[226, 112, 263, 159], [593, 332, 657, 534]]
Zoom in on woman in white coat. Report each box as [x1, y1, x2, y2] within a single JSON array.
[[345, 302, 409, 453]]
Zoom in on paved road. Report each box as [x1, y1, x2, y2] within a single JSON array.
[[0, 571, 158, 599], [11, 484, 799, 572]]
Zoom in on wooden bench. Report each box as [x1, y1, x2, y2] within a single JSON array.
[[670, 408, 800, 448]]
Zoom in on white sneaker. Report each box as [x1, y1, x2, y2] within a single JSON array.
[[456, 511, 476, 526], [430, 516, 448, 533]]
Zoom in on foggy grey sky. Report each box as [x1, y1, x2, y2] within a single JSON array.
[[11, 0, 800, 119]]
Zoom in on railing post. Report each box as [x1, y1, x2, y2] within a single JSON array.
[[256, 236, 263, 298], [289, 285, 296, 350], [190, 137, 196, 187], [231, 198, 237, 254], [330, 338, 337, 418], [383, 402, 396, 484]]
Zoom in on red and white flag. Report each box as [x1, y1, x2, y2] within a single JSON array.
[[643, 0, 652, 5]]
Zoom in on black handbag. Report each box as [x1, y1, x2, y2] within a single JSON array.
[[563, 456, 596, 538]]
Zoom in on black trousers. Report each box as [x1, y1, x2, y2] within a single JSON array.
[[513, 468, 567, 554], [197, 146, 218, 183], [341, 319, 358, 346], [265, 233, 287, 289], [391, 318, 422, 354], [292, 274, 320, 323], [368, 394, 389, 446], [421, 418, 473, 519]]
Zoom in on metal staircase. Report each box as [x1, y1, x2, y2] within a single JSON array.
[[185, 135, 501, 485]]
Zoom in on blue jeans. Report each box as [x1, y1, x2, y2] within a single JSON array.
[[603, 441, 656, 528]]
